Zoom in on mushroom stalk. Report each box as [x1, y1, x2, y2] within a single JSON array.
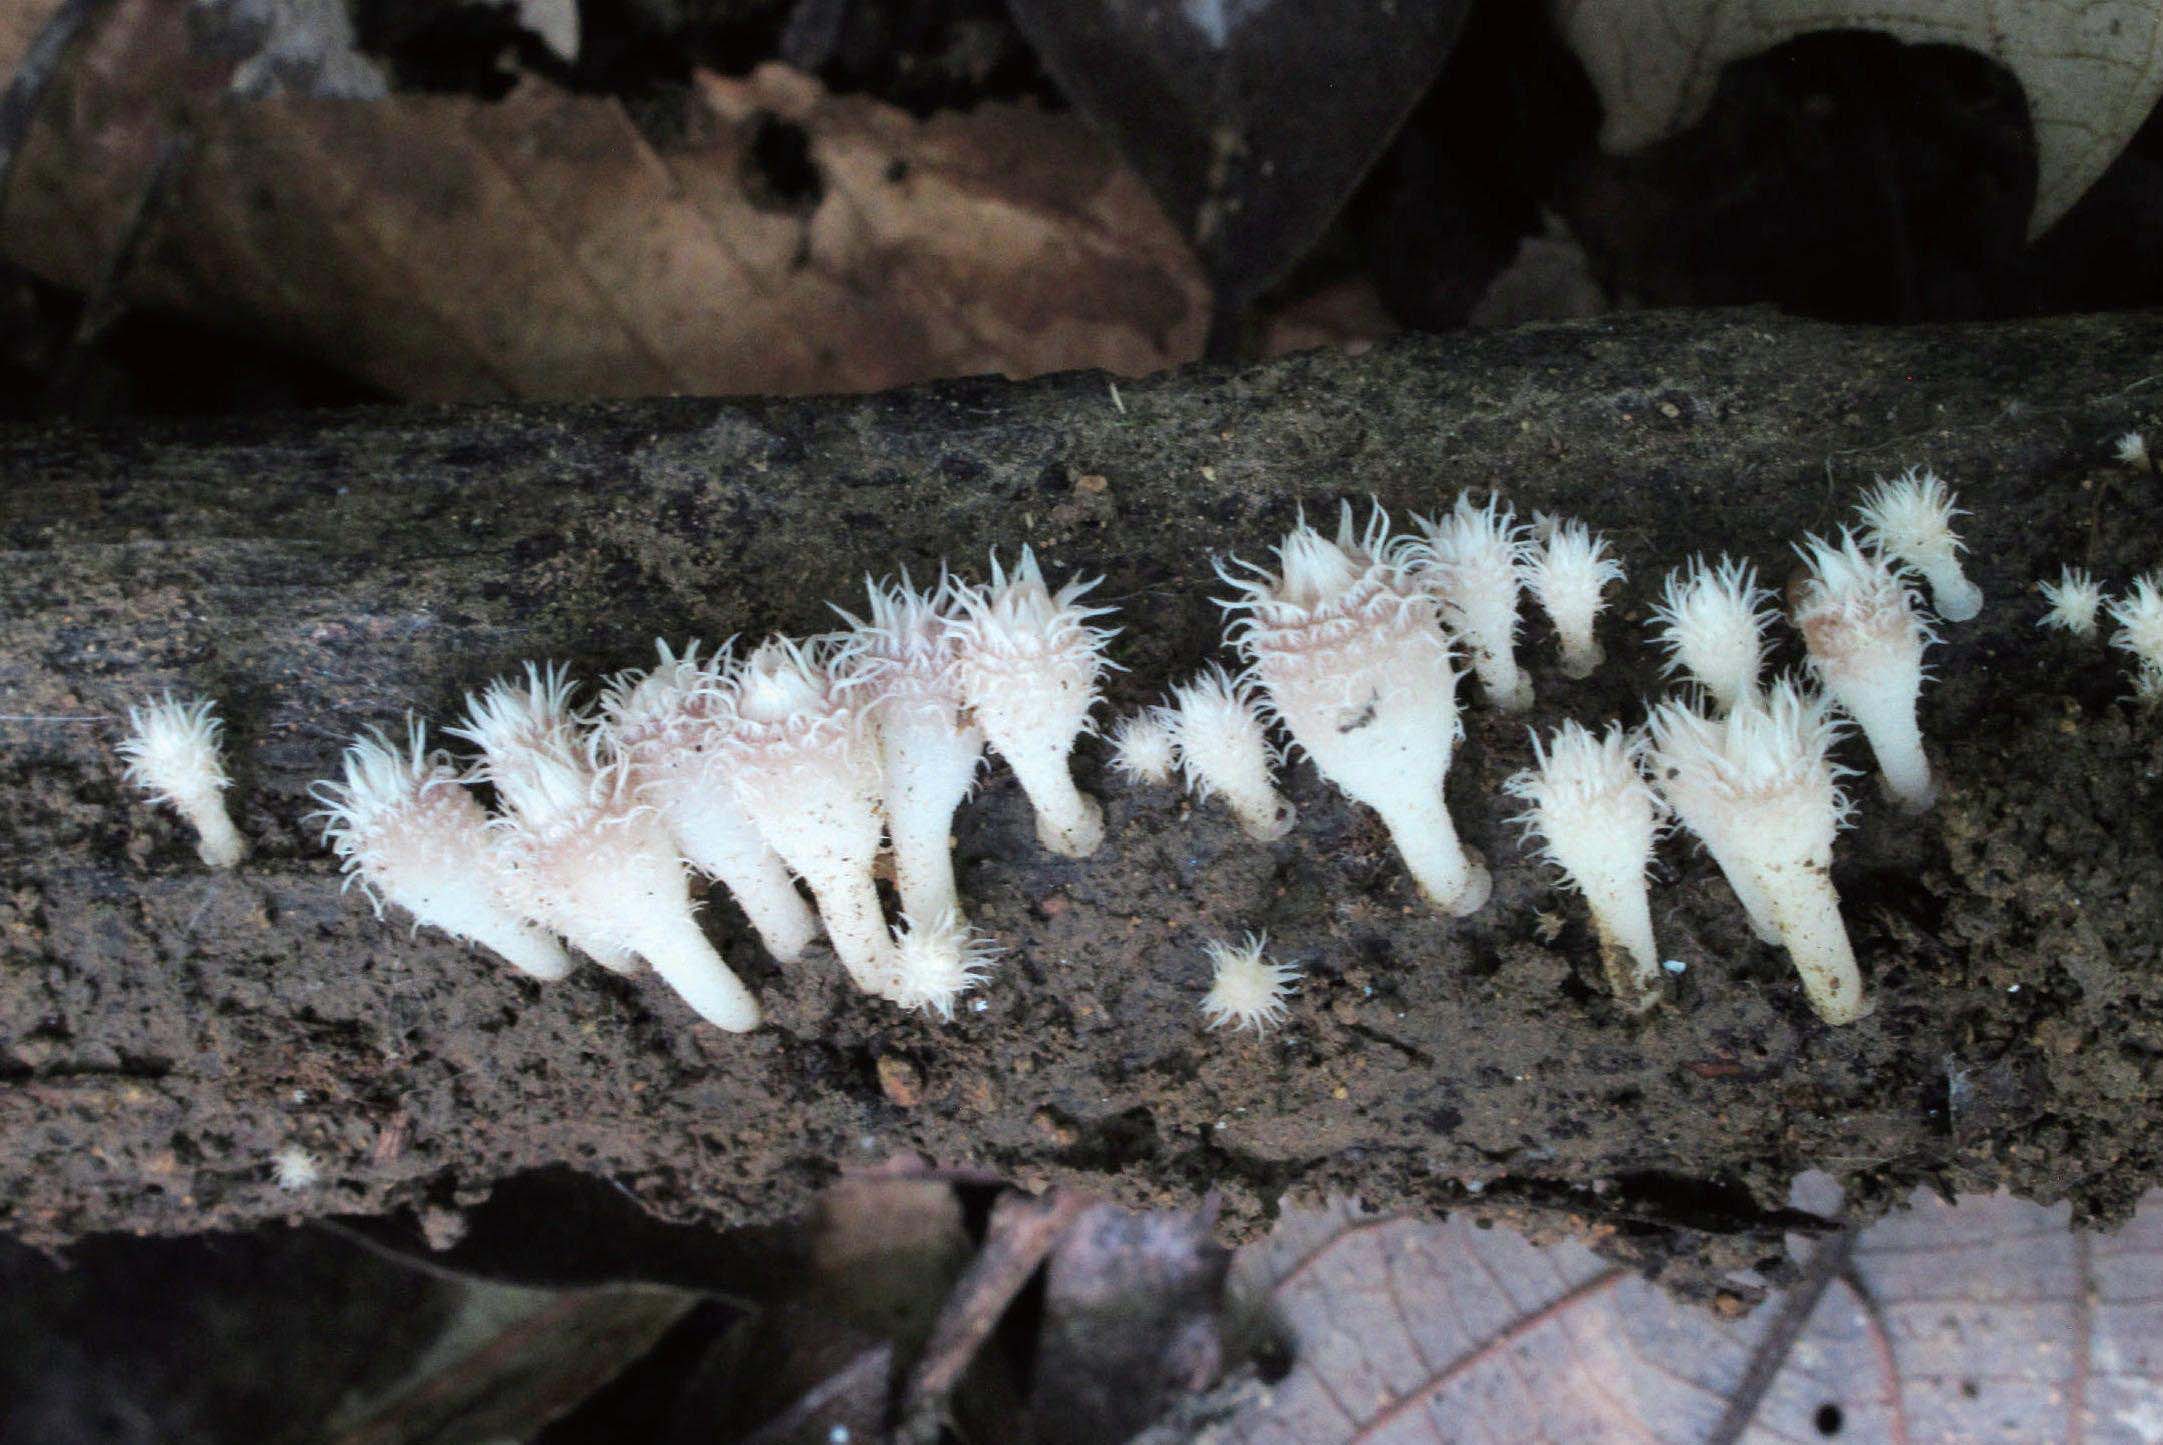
[[598, 642, 820, 964], [1856, 467, 1981, 622], [118, 694, 248, 868], [1794, 531, 1937, 812], [1166, 664, 1295, 842], [1220, 502, 1489, 915], [722, 637, 898, 995], [1413, 493, 1533, 712]]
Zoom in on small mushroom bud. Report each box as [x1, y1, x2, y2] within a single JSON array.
[[1164, 664, 1295, 842], [1412, 493, 1534, 712], [1504, 721, 1667, 1013], [951, 547, 1118, 858], [1198, 932, 1299, 1034], [1648, 555, 1773, 715], [2037, 567, 2103, 638], [837, 572, 985, 928], [1220, 502, 1490, 915], [117, 694, 248, 867], [597, 641, 821, 964], [889, 907, 998, 1019], [2107, 573, 2163, 701], [1793, 531, 1937, 812], [1107, 709, 1178, 786], [718, 637, 898, 996], [1647, 681, 1868, 1025], [455, 666, 761, 1033], [1855, 467, 1982, 622], [1521, 516, 1624, 679], [311, 718, 572, 981]]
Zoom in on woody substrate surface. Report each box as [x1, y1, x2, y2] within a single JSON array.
[[3, 307, 2161, 1303]]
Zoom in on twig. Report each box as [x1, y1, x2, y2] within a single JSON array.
[[0, 0, 109, 209], [47, 129, 186, 404]]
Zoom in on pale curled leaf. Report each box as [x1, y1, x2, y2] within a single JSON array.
[[1552, 0, 2163, 236], [1190, 1189, 2163, 1442]]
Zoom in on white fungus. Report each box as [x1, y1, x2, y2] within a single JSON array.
[[718, 637, 897, 998], [838, 573, 985, 928], [117, 694, 248, 868], [2107, 573, 2163, 700], [2116, 432, 2151, 470], [1855, 467, 1982, 622], [597, 642, 821, 964], [1646, 681, 1868, 1025], [272, 1147, 322, 1191], [1504, 721, 1667, 1013], [2037, 567, 2104, 638], [1220, 503, 1491, 915], [1520, 517, 1624, 679], [311, 717, 572, 981], [1412, 492, 1534, 712], [950, 548, 1117, 858], [1648, 555, 1773, 715], [1793, 531, 1938, 813], [1198, 932, 1299, 1033], [1107, 709, 1178, 786], [887, 906, 998, 1019], [1164, 663, 1295, 841], [455, 665, 762, 1033]]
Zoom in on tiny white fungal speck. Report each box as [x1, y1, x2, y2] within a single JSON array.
[[273, 1147, 321, 1191], [1199, 932, 1299, 1033], [1107, 708, 1178, 786], [2037, 567, 2104, 638], [2115, 432, 2150, 469], [1662, 959, 1687, 975]]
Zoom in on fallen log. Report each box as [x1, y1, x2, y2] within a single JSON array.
[[5, 306, 2161, 1301]]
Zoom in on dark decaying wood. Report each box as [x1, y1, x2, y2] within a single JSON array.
[[4, 307, 2162, 1303]]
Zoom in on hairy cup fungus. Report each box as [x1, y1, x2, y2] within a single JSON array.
[[1164, 663, 1295, 841], [1107, 709, 1178, 786], [2037, 567, 2104, 638], [311, 717, 572, 980], [1198, 932, 1298, 1033], [1646, 681, 1867, 1025], [1521, 516, 1624, 679], [596, 642, 821, 963], [718, 636, 898, 996], [1793, 531, 1938, 812], [454, 666, 762, 1033], [950, 548, 1117, 858], [1855, 467, 1982, 622], [1648, 555, 1773, 715], [836, 573, 985, 928], [117, 694, 248, 868], [1504, 721, 1667, 1013], [2107, 573, 2163, 700], [1412, 493, 1534, 712], [1220, 503, 1491, 915]]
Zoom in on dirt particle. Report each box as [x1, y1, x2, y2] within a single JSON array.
[[877, 1055, 925, 1108]]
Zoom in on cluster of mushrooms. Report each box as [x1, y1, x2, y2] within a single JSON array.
[[118, 469, 1988, 1034]]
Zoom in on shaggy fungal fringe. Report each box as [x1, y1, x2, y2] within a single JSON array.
[[1107, 709, 1178, 786], [311, 717, 572, 980], [2108, 573, 2163, 701], [2037, 567, 2104, 638], [1164, 664, 1295, 841], [117, 694, 248, 867], [597, 641, 821, 964], [837, 573, 986, 928], [889, 908, 998, 1019], [719, 636, 898, 997], [1646, 682, 1868, 1025], [1855, 467, 1982, 622], [455, 667, 762, 1032], [1219, 502, 1490, 915], [1793, 531, 1938, 812], [1521, 516, 1624, 678], [1504, 721, 1666, 1013], [1647, 555, 1773, 715], [2116, 432, 2151, 470], [951, 548, 1117, 858], [272, 1147, 322, 1192], [1199, 932, 1299, 1033], [1412, 493, 1534, 712]]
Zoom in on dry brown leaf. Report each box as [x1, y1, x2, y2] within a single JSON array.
[[1189, 1185, 2163, 1442], [2, 0, 1208, 399], [1, 0, 67, 81], [1553, 0, 2163, 237]]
